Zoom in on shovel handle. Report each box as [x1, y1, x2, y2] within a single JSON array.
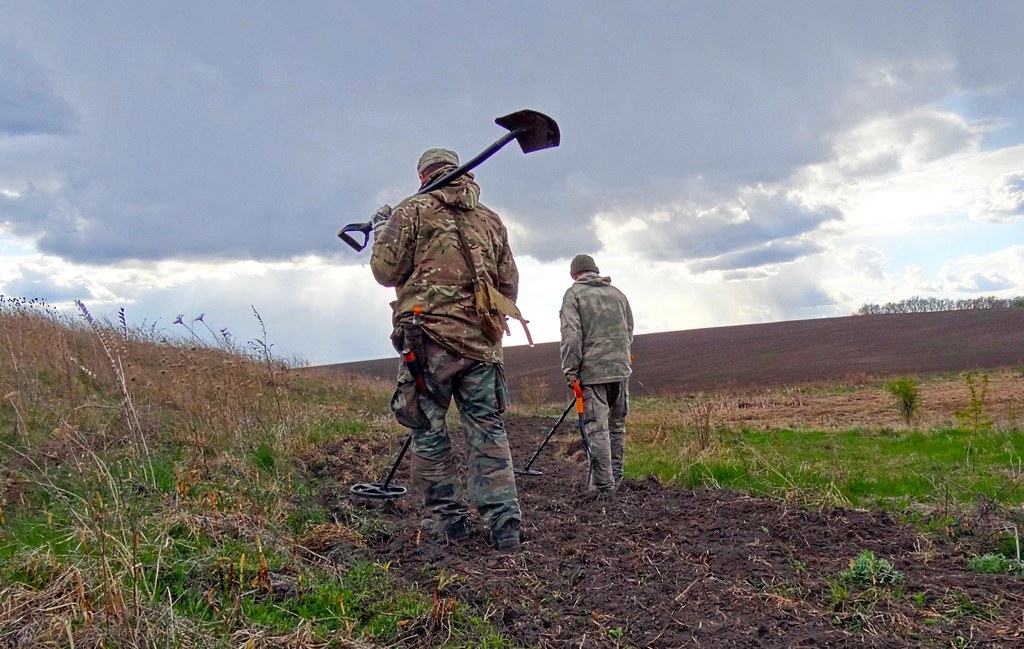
[[338, 221, 372, 251]]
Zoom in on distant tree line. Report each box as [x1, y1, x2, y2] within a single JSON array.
[[855, 295, 1024, 315]]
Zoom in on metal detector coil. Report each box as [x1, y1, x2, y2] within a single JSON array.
[[350, 435, 412, 500], [349, 482, 408, 499]]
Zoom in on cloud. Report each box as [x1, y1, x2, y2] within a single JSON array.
[[0, 184, 85, 248], [0, 4, 991, 267], [938, 246, 1024, 293], [690, 239, 826, 274], [843, 245, 889, 282], [841, 58, 959, 121], [605, 185, 842, 270], [0, 251, 400, 363], [1, 263, 113, 304], [970, 170, 1024, 223], [951, 272, 1014, 292], [832, 109, 978, 179], [0, 46, 79, 137]]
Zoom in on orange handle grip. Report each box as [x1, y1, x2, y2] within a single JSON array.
[[572, 380, 584, 413]]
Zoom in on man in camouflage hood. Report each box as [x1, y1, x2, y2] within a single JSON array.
[[559, 254, 634, 496], [370, 148, 524, 550]]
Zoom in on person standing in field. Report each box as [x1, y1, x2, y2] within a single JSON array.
[[559, 254, 634, 497], [370, 147, 525, 550]]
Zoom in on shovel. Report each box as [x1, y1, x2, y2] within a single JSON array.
[[338, 109, 560, 251]]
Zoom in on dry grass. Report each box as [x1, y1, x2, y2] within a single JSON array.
[[629, 369, 1024, 436], [0, 297, 404, 647]]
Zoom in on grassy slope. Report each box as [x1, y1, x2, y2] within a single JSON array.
[[0, 299, 512, 648], [1, 299, 1021, 647]]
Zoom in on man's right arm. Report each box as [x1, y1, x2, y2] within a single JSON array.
[[624, 292, 635, 343], [370, 201, 416, 288], [559, 288, 582, 383]]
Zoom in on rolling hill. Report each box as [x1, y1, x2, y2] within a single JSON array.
[[315, 309, 1024, 401]]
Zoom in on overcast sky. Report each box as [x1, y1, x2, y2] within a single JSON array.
[[2, 2, 1023, 364]]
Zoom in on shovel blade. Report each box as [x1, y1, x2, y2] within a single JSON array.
[[495, 109, 560, 153]]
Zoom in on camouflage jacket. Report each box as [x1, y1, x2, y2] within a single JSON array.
[[370, 171, 518, 364], [559, 271, 633, 384]]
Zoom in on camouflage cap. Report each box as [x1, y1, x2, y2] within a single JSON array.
[[417, 148, 459, 174], [570, 254, 599, 275]]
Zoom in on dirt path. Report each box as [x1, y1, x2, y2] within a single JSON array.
[[311, 412, 1024, 648]]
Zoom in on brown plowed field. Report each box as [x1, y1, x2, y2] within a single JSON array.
[[303, 310, 1024, 647], [320, 310, 1024, 402]]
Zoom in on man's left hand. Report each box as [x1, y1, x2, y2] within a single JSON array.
[[370, 204, 392, 235]]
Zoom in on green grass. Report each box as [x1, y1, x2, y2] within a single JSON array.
[[838, 550, 906, 587], [302, 417, 372, 445], [0, 433, 517, 647], [626, 425, 1024, 507]]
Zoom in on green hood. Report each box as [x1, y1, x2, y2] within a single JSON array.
[[422, 166, 481, 210]]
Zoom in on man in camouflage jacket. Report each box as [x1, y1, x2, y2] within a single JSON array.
[[370, 147, 523, 550], [559, 254, 634, 496]]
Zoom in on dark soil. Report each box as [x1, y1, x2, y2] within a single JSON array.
[[309, 414, 1024, 648]]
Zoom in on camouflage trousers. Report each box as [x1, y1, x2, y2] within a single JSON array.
[[581, 380, 629, 492], [390, 335, 522, 533]]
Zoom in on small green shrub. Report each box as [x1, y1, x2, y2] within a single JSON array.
[[886, 377, 920, 426], [968, 553, 1024, 576], [838, 550, 906, 587], [955, 373, 993, 433], [968, 553, 1011, 574]]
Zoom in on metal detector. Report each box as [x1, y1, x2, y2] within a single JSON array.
[[351, 308, 430, 500], [515, 398, 575, 476], [338, 108, 560, 252], [349, 434, 411, 499]]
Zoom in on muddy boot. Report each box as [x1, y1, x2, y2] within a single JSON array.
[[492, 520, 521, 551], [443, 517, 471, 543], [584, 488, 615, 503]]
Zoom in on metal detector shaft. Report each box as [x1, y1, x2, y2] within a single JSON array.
[[380, 434, 412, 489], [349, 433, 412, 499], [338, 109, 559, 251], [517, 398, 575, 475]]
